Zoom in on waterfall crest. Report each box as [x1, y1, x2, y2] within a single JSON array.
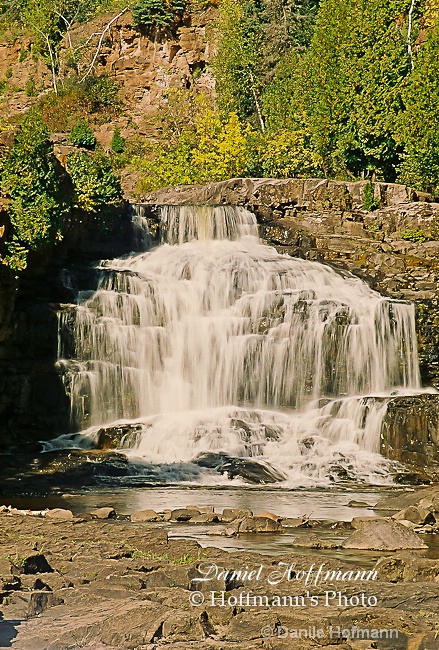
[[55, 204, 422, 487]]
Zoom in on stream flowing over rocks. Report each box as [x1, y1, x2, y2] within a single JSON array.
[[45, 199, 438, 486], [1, 490, 439, 650]]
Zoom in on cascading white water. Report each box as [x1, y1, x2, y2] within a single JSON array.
[[55, 204, 423, 487]]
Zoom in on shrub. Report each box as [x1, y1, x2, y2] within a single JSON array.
[[70, 119, 95, 148], [110, 126, 125, 153], [67, 150, 122, 213], [1, 111, 68, 270], [401, 229, 429, 243], [132, 0, 186, 29], [25, 77, 37, 97], [258, 128, 321, 178], [362, 182, 380, 211], [41, 76, 121, 132]]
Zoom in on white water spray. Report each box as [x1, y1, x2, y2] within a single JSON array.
[[55, 205, 422, 486]]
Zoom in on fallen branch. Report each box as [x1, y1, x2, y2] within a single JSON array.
[[80, 7, 128, 83]]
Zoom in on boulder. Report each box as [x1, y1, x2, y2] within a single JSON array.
[[236, 516, 283, 533], [45, 508, 74, 520], [90, 507, 116, 520], [281, 518, 307, 528], [254, 511, 280, 521], [192, 452, 285, 484], [343, 519, 427, 550], [393, 505, 434, 525], [131, 509, 161, 522], [188, 513, 218, 524], [376, 485, 439, 512], [375, 555, 439, 582], [170, 508, 199, 522], [380, 394, 439, 472], [95, 423, 143, 450], [350, 516, 386, 529], [220, 508, 253, 523], [396, 519, 418, 529]]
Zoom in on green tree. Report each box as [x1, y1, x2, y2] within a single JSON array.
[[398, 22, 439, 195], [1, 111, 68, 270], [110, 126, 125, 153], [67, 150, 122, 212], [290, 0, 419, 180], [213, 0, 265, 130], [132, 0, 186, 29], [259, 0, 319, 79], [70, 119, 95, 148], [133, 97, 254, 192]]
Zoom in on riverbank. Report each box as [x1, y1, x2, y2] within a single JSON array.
[[1, 486, 438, 649]]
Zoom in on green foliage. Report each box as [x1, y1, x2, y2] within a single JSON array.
[[1, 111, 67, 270], [259, 0, 319, 79], [67, 150, 122, 212], [134, 95, 254, 192], [398, 23, 439, 196], [4, 66, 12, 79], [132, 0, 186, 29], [25, 77, 38, 97], [291, 0, 414, 180], [191, 110, 253, 181], [213, 0, 264, 126], [258, 127, 321, 178], [70, 119, 95, 148], [362, 182, 380, 211], [42, 76, 121, 132], [110, 126, 125, 153], [401, 228, 429, 243]]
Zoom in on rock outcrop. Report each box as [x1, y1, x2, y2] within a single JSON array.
[[380, 393, 439, 474], [0, 207, 134, 446]]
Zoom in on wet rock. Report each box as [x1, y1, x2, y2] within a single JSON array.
[[9, 449, 132, 492], [376, 485, 439, 511], [254, 511, 281, 521], [171, 508, 199, 522], [393, 505, 434, 525], [90, 507, 116, 520], [380, 394, 439, 475], [281, 517, 307, 528], [131, 509, 161, 522], [220, 508, 253, 523], [347, 500, 374, 507], [95, 423, 143, 450], [351, 516, 386, 529], [236, 516, 283, 533], [192, 451, 285, 484], [343, 519, 428, 550], [188, 513, 218, 524], [396, 519, 418, 529], [45, 508, 74, 520]]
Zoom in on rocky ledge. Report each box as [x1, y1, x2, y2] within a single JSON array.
[[1, 484, 439, 649], [141, 177, 439, 386]]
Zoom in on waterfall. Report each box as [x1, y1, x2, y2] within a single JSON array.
[[54, 204, 422, 487]]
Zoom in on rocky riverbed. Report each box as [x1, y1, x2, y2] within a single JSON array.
[[1, 485, 439, 649]]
